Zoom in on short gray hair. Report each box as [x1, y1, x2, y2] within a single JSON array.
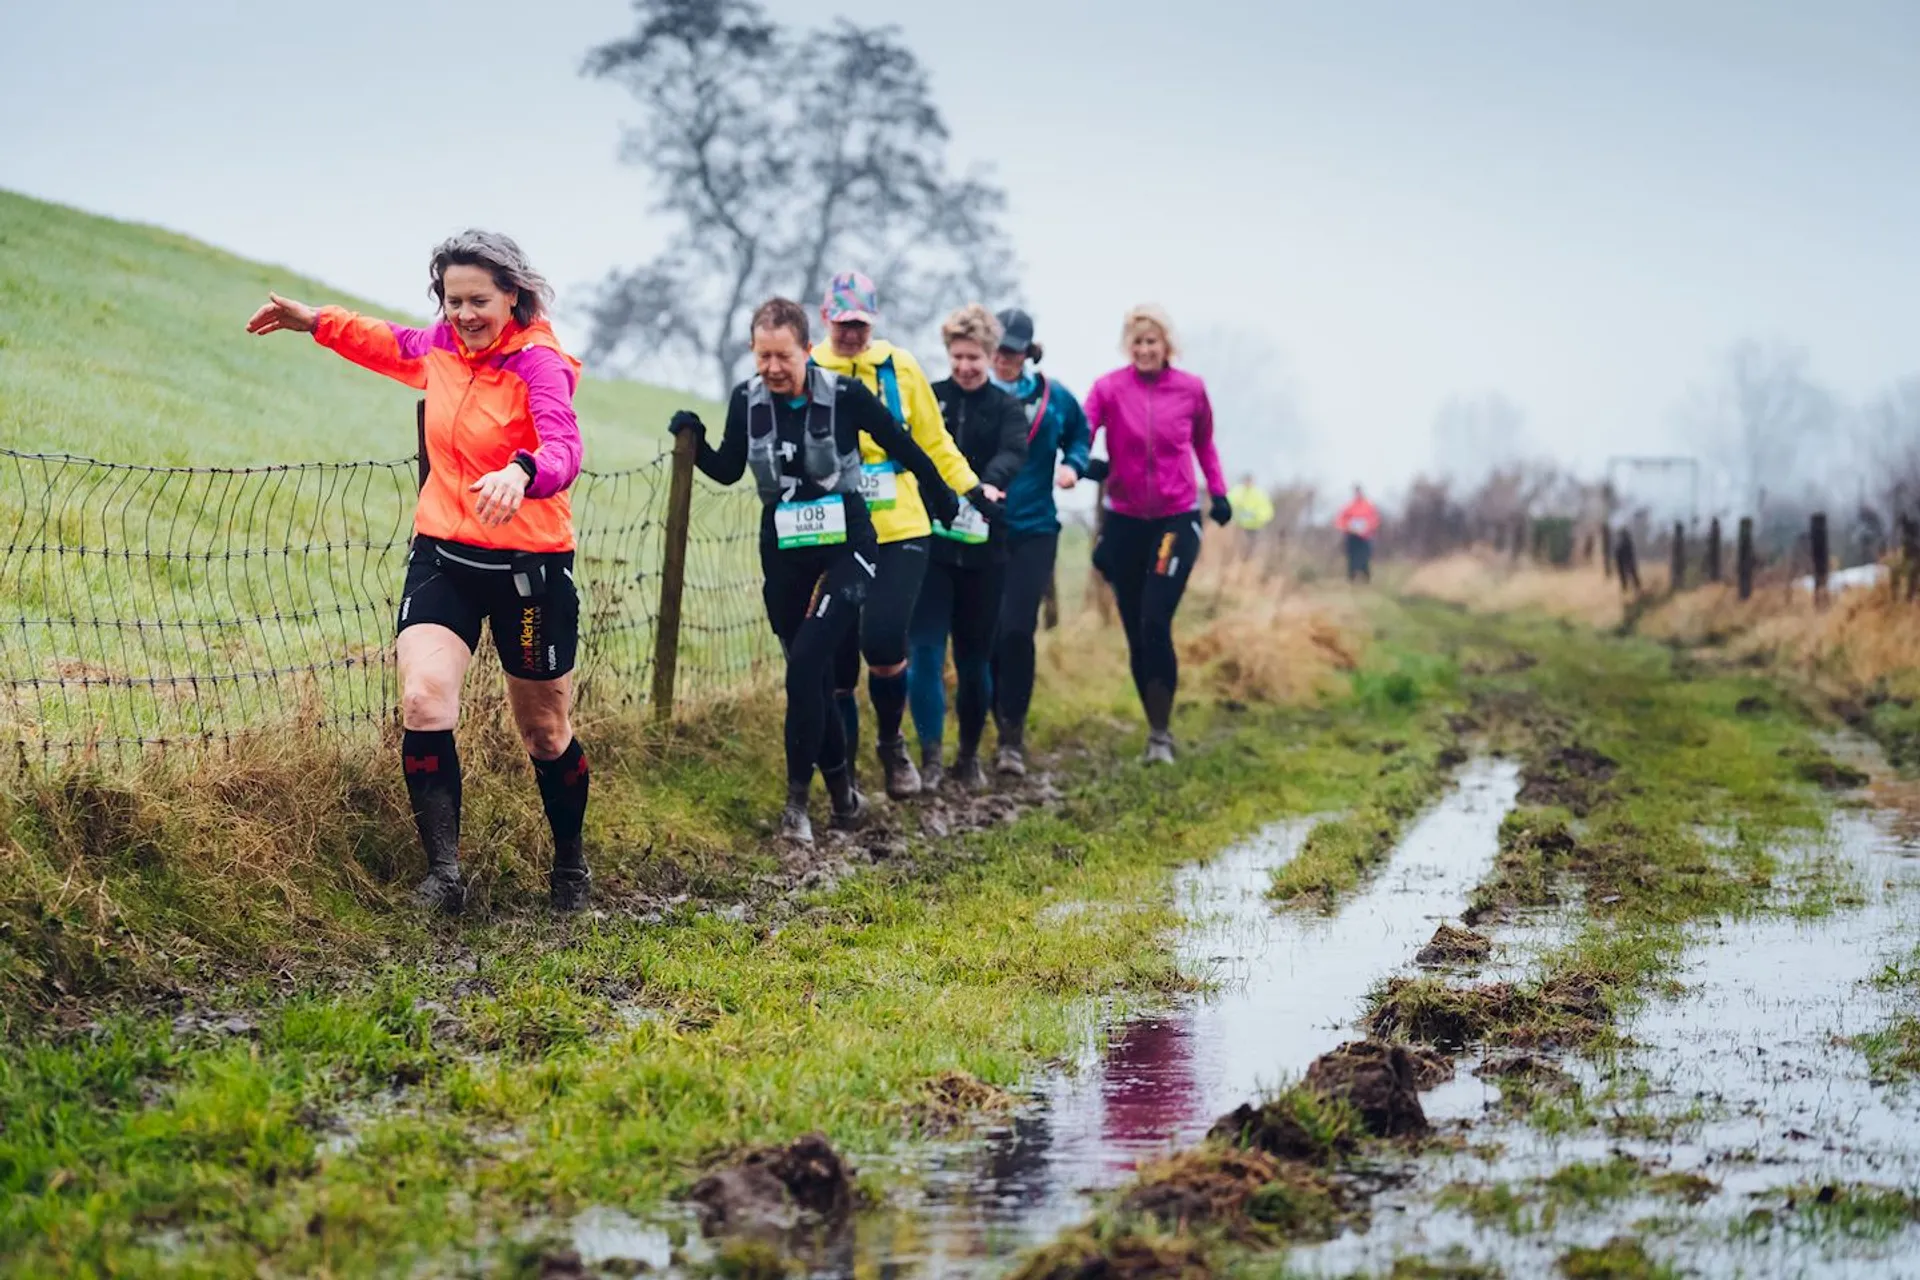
[[428, 229, 554, 327]]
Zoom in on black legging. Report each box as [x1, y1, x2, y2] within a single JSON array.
[[907, 556, 1006, 754], [765, 545, 870, 786], [1344, 532, 1373, 582], [991, 532, 1058, 741], [1094, 511, 1201, 733], [833, 537, 930, 754]]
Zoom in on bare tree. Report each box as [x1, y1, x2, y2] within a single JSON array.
[[1684, 338, 1838, 517], [1430, 391, 1527, 486], [1865, 375, 1920, 516], [1182, 325, 1309, 484], [582, 0, 1016, 395]]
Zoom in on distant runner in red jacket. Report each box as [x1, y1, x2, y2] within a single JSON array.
[[1335, 486, 1380, 583]]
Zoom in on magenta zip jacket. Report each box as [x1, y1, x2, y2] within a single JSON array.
[[1082, 365, 1228, 520]]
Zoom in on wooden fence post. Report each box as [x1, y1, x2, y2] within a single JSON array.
[[1904, 515, 1920, 602], [1705, 517, 1722, 583], [1810, 511, 1829, 609], [1615, 530, 1640, 595], [1670, 520, 1685, 592], [1043, 565, 1060, 631], [1737, 516, 1755, 601], [1603, 525, 1614, 579], [650, 428, 700, 725]]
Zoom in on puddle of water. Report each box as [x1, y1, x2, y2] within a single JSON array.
[[1294, 807, 1920, 1279], [822, 758, 1523, 1278], [566, 1205, 681, 1270]]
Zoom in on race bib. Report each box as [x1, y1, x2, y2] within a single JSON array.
[[858, 462, 898, 511], [933, 501, 990, 545], [1348, 518, 1369, 534], [774, 495, 848, 548]]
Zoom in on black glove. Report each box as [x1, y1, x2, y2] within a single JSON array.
[[1209, 493, 1234, 527], [967, 486, 1005, 525], [924, 481, 961, 528], [1083, 456, 1111, 483], [668, 410, 705, 438]]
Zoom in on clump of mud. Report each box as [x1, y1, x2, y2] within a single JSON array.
[[1734, 695, 1771, 716], [1009, 1230, 1212, 1280], [1474, 1051, 1581, 1111], [1212, 1039, 1437, 1162], [1416, 923, 1493, 965], [1303, 1041, 1433, 1136], [1781, 747, 1871, 791], [688, 1132, 853, 1231], [913, 1068, 1017, 1133], [1517, 742, 1617, 815], [1368, 974, 1609, 1050], [1118, 1146, 1345, 1241]]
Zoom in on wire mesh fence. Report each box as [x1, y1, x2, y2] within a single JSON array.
[[0, 443, 776, 771]]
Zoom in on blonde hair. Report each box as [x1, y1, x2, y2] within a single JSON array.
[[941, 302, 1001, 352], [1121, 304, 1179, 362]]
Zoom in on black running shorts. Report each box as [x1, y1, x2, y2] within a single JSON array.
[[398, 536, 579, 680]]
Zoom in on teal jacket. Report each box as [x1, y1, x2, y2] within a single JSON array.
[[992, 371, 1092, 537]]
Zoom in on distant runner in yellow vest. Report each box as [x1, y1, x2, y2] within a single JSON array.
[[1227, 474, 1274, 531]]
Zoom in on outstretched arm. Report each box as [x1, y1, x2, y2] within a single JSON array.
[[848, 383, 957, 523]]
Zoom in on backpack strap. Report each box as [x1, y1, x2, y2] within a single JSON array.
[[874, 355, 904, 422]]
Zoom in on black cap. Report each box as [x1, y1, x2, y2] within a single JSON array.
[[996, 307, 1036, 353]]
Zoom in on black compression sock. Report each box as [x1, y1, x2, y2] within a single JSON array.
[[869, 669, 908, 741], [402, 729, 462, 874], [532, 739, 590, 869]]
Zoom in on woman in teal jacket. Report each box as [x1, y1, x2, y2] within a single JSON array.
[[986, 308, 1091, 777]]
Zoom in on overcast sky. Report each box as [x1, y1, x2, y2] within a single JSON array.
[[6, 0, 1917, 499]]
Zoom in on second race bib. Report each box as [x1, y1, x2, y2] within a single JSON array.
[[858, 462, 898, 511]]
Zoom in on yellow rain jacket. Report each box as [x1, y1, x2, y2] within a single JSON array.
[[810, 338, 979, 543]]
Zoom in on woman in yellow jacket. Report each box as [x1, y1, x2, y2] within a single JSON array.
[[811, 271, 995, 798]]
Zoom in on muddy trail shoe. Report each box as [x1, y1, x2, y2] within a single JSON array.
[[829, 788, 869, 831], [412, 867, 467, 915], [549, 863, 591, 912], [779, 799, 814, 845], [995, 741, 1028, 778], [1143, 730, 1177, 767], [825, 769, 869, 831], [918, 743, 946, 793], [877, 736, 922, 800], [951, 753, 988, 792]]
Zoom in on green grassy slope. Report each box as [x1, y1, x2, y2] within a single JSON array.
[[0, 190, 761, 756], [0, 188, 695, 467]]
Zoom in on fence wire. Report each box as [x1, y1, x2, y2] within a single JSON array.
[[0, 445, 776, 770]]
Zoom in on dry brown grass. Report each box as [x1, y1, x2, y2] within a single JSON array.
[[1037, 538, 1370, 715], [1179, 553, 1366, 706], [1402, 552, 1635, 629], [1403, 550, 1920, 706]]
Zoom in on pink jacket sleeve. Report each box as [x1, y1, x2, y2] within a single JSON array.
[[1081, 375, 1109, 446], [505, 346, 583, 498], [1191, 382, 1227, 498]]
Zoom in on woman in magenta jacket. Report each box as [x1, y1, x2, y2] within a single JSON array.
[[1083, 304, 1231, 765]]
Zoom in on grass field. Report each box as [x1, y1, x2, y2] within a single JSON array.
[[0, 189, 767, 760], [0, 189, 694, 467]]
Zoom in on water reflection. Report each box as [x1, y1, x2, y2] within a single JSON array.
[[828, 758, 1521, 1279]]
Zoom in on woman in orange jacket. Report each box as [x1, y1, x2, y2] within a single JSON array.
[[246, 230, 591, 915]]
